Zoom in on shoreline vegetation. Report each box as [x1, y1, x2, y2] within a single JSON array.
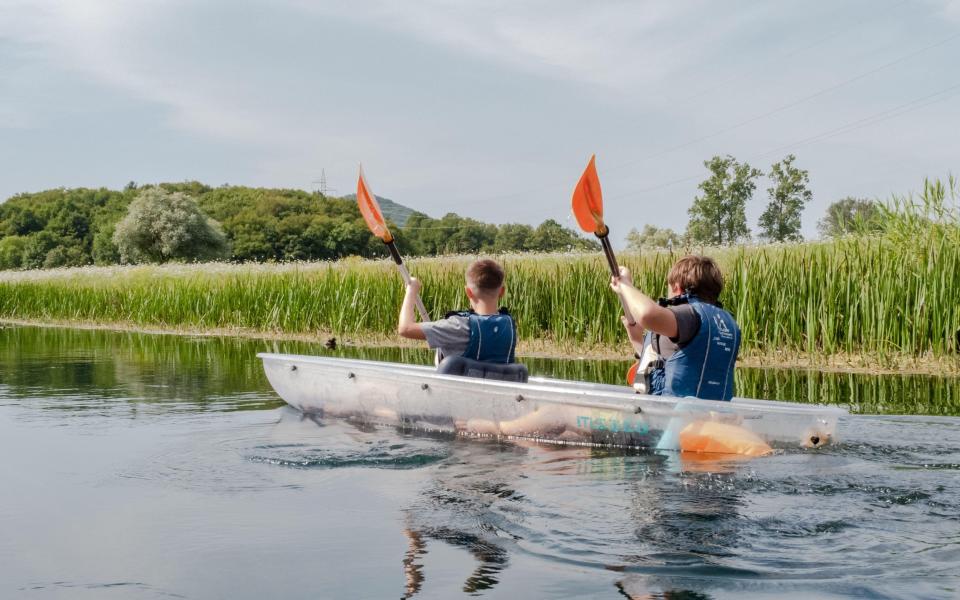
[[2, 236, 959, 376]]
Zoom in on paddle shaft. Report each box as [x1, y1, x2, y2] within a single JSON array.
[[596, 233, 637, 326], [385, 240, 430, 322]]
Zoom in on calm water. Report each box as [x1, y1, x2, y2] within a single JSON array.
[[1, 325, 959, 599]]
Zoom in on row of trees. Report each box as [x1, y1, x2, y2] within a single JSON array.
[[626, 154, 883, 250], [0, 156, 891, 269], [0, 183, 597, 269]]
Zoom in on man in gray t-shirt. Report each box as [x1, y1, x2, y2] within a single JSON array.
[[397, 258, 514, 364], [420, 314, 471, 359], [650, 304, 700, 359]]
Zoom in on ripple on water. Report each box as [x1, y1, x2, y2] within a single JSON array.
[[18, 581, 186, 599], [118, 412, 451, 493], [244, 439, 450, 469]]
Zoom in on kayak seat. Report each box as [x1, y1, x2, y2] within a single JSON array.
[[437, 356, 529, 383]]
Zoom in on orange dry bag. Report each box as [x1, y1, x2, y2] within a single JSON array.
[[678, 421, 773, 457]]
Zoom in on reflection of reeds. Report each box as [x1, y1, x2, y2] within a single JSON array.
[[1, 178, 958, 366], [737, 367, 960, 416], [4, 324, 958, 415]]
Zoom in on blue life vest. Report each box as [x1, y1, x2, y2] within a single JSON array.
[[642, 297, 740, 401], [447, 309, 517, 364]]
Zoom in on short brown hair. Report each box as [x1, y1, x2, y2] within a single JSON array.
[[667, 255, 724, 304], [466, 258, 505, 293]]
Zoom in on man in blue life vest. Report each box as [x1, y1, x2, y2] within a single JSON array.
[[398, 258, 517, 364], [610, 255, 741, 401]]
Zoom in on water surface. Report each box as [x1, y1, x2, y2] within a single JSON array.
[[1, 325, 958, 599]]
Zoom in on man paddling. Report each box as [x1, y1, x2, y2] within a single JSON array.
[[611, 255, 741, 401], [398, 258, 517, 365]]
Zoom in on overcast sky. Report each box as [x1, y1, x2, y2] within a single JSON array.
[[1, 0, 958, 242]]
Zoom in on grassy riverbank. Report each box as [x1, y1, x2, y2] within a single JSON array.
[[2, 235, 959, 374]]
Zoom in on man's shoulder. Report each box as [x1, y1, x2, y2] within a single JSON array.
[[423, 313, 470, 332], [669, 302, 700, 321]]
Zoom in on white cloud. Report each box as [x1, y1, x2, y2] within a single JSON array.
[[0, 103, 30, 128], [289, 0, 763, 93], [945, 0, 960, 20], [1, 0, 957, 234], [1, 0, 315, 145]]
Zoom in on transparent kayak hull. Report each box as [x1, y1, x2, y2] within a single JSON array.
[[258, 353, 846, 452]]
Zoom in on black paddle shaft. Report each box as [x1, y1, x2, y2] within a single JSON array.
[[597, 234, 620, 277], [597, 232, 637, 326], [384, 239, 404, 266]]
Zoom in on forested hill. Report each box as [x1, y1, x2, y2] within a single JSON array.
[[342, 194, 416, 227], [0, 182, 597, 270]]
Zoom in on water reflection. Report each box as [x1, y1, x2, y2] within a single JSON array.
[[397, 439, 526, 597], [3, 324, 958, 417], [390, 432, 754, 598], [738, 367, 960, 415]]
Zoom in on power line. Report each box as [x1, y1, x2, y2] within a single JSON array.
[[668, 0, 910, 106], [606, 80, 960, 200], [605, 31, 960, 173], [450, 23, 957, 206]]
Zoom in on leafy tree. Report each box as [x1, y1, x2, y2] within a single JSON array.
[[41, 244, 88, 269], [758, 154, 812, 242], [626, 225, 681, 250], [92, 224, 121, 265], [48, 199, 92, 241], [494, 223, 536, 252], [687, 155, 761, 245], [0, 235, 28, 269], [112, 187, 230, 264], [818, 197, 883, 238], [3, 207, 42, 236], [525, 219, 599, 252], [20, 231, 68, 269], [324, 220, 372, 258]]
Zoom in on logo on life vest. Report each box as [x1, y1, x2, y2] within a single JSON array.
[[714, 315, 731, 334]]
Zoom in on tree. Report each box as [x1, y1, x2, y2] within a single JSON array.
[[0, 235, 28, 270], [758, 154, 812, 242], [493, 223, 535, 252], [526, 219, 598, 252], [626, 225, 681, 250], [112, 187, 230, 264], [818, 197, 883, 238], [92, 224, 121, 265], [686, 155, 761, 245], [20, 231, 72, 269]]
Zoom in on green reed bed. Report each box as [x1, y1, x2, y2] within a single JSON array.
[[1, 237, 958, 366]]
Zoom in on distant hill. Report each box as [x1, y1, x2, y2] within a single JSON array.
[[343, 194, 420, 227]]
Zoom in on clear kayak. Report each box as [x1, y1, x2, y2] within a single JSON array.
[[258, 353, 847, 455]]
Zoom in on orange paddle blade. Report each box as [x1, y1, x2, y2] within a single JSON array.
[[571, 154, 606, 235], [357, 165, 393, 243], [626, 360, 639, 386]]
